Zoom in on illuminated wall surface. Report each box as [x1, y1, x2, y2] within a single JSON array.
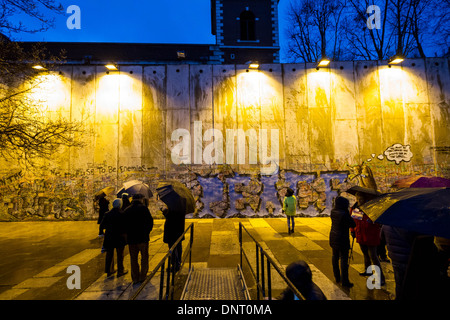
[[1, 59, 449, 221]]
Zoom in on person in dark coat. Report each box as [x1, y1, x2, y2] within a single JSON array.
[[100, 198, 128, 277], [160, 188, 187, 272], [329, 196, 355, 287], [277, 260, 327, 300], [121, 193, 131, 210], [351, 191, 385, 285], [124, 193, 154, 284], [96, 192, 110, 237]]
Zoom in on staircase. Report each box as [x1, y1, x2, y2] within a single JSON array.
[[181, 267, 250, 300]]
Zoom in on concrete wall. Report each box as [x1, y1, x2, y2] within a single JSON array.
[[1, 59, 449, 221]]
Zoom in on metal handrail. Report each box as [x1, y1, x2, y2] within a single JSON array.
[[129, 223, 194, 300], [238, 222, 306, 300]]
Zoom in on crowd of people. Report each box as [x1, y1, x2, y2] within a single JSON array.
[[95, 190, 186, 285], [328, 191, 450, 300], [94, 185, 449, 300]]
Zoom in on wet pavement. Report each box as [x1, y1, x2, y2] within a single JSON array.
[[0, 218, 396, 300]]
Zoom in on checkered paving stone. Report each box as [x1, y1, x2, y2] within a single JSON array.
[[0, 218, 395, 300]]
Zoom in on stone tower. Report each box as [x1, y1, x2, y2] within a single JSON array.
[[210, 0, 280, 64]]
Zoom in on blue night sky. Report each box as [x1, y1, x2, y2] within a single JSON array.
[[9, 0, 292, 61]]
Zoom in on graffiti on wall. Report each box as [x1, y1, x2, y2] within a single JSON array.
[[0, 143, 421, 221]]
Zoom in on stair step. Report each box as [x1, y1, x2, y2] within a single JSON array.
[[182, 268, 247, 300]]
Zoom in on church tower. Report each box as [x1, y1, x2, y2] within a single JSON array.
[[210, 0, 280, 64]]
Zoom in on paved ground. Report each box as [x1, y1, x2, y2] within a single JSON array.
[[0, 218, 396, 300]]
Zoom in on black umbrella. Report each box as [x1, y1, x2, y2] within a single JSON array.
[[156, 180, 195, 215], [360, 187, 450, 238], [117, 180, 153, 199]]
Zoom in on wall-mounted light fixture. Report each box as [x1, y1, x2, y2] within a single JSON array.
[[246, 61, 260, 69], [388, 55, 404, 65], [32, 65, 47, 71], [316, 57, 331, 69], [177, 51, 186, 59], [105, 64, 118, 71]]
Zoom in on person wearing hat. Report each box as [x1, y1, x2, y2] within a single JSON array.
[[283, 188, 297, 234], [277, 260, 327, 300], [124, 193, 154, 284], [100, 198, 128, 277]]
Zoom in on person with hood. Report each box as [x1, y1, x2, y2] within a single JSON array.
[[124, 193, 154, 284], [329, 195, 355, 287], [100, 198, 128, 277], [283, 188, 297, 234], [277, 260, 327, 300]]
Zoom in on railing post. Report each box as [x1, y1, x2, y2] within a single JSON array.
[[171, 254, 176, 300], [189, 224, 194, 270], [166, 252, 172, 300], [255, 243, 260, 299], [239, 223, 243, 268], [260, 247, 265, 298], [267, 258, 272, 300], [159, 261, 165, 300]]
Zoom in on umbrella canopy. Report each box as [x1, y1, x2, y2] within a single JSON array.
[[156, 180, 195, 214], [392, 176, 450, 189], [360, 187, 450, 238], [345, 185, 382, 197], [117, 180, 153, 199], [94, 186, 115, 198]]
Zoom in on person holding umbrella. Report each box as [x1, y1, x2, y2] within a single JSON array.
[[350, 190, 385, 285], [329, 195, 355, 287], [157, 184, 188, 272]]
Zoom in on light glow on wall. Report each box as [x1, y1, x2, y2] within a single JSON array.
[[27, 72, 70, 113]]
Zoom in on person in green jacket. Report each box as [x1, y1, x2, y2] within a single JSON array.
[[283, 188, 297, 234]]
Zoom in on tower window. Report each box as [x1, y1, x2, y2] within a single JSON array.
[[240, 11, 256, 41]]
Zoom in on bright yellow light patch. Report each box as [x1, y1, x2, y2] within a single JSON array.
[[317, 59, 330, 67], [105, 64, 118, 71], [388, 58, 404, 64], [249, 63, 260, 69], [32, 65, 46, 70], [27, 73, 70, 112]]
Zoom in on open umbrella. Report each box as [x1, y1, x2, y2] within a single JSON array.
[[392, 176, 450, 189], [94, 186, 115, 198], [117, 180, 153, 199], [360, 187, 450, 238], [345, 185, 382, 197], [156, 180, 195, 214]]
